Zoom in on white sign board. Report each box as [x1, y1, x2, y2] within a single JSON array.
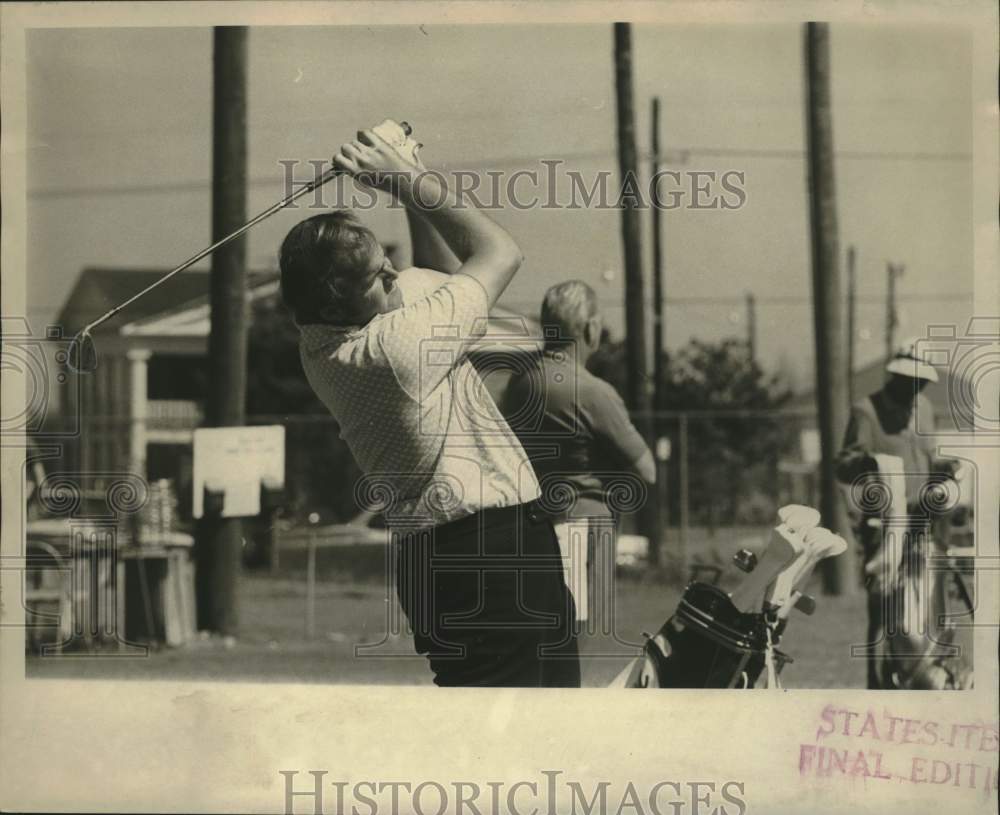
[[192, 425, 285, 519]]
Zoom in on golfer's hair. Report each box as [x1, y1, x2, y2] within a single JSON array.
[[278, 211, 381, 325], [541, 280, 598, 350]]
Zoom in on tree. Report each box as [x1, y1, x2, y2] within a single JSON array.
[[245, 292, 327, 416], [589, 334, 795, 529]]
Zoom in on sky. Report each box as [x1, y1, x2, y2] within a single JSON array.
[[25, 23, 974, 388]]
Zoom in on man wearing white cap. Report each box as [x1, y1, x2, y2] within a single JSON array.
[[837, 339, 952, 506], [836, 339, 959, 688]]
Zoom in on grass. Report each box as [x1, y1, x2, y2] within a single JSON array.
[[27, 562, 868, 689]]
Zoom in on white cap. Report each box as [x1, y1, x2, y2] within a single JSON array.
[[885, 338, 939, 383]]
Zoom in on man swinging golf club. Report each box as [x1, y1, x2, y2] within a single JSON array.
[[278, 121, 580, 687]]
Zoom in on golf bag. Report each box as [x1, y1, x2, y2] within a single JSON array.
[[610, 504, 846, 690], [612, 581, 792, 689], [847, 455, 975, 690]]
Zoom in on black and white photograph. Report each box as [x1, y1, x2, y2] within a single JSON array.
[[1, 2, 997, 814]]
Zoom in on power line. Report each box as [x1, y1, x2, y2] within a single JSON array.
[[27, 145, 971, 200], [501, 292, 973, 308], [21, 290, 973, 312]]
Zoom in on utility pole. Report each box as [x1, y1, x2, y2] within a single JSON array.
[[678, 414, 689, 573], [745, 291, 757, 364], [650, 96, 668, 567], [846, 245, 856, 409], [614, 23, 648, 414], [613, 23, 659, 563], [886, 262, 904, 364], [651, 96, 666, 416], [804, 22, 853, 595], [197, 26, 249, 634]]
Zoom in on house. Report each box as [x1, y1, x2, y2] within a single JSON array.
[[54, 267, 274, 487]]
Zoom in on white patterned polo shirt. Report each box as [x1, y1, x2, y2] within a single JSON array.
[[298, 268, 540, 528]]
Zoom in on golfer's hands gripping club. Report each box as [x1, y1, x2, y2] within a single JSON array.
[[334, 117, 522, 311], [334, 119, 422, 189]]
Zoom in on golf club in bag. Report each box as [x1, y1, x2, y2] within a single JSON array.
[[67, 119, 420, 374]]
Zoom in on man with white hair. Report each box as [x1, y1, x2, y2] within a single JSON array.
[[500, 280, 655, 628], [836, 339, 960, 688]]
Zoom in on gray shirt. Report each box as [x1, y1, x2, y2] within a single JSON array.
[[501, 350, 648, 520]]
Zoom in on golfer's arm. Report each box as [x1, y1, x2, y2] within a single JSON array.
[[394, 170, 522, 308], [406, 209, 461, 274], [593, 386, 656, 484]]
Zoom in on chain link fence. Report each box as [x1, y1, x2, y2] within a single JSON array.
[[28, 408, 825, 559]]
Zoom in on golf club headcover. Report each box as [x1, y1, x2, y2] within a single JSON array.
[[764, 506, 823, 610], [777, 504, 821, 533], [775, 528, 848, 620], [791, 527, 848, 595], [729, 509, 811, 613]]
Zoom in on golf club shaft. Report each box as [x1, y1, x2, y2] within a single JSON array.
[[78, 167, 341, 336]]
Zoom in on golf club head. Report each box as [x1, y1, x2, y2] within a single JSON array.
[[762, 505, 821, 610], [776, 590, 818, 621], [765, 546, 810, 611], [792, 527, 847, 592], [733, 548, 758, 573], [729, 523, 804, 613], [794, 593, 816, 615], [777, 504, 821, 535], [67, 329, 98, 374]]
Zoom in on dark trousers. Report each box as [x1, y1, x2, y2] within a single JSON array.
[[395, 501, 581, 687]]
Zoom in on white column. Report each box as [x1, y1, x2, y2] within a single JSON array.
[[127, 349, 151, 479]]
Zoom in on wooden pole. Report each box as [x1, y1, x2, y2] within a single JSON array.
[[196, 26, 249, 634], [678, 413, 689, 576], [886, 262, 904, 365], [651, 96, 666, 415], [804, 22, 853, 595], [306, 537, 317, 640], [613, 23, 659, 561], [614, 23, 649, 413], [846, 245, 856, 408], [649, 95, 666, 567], [745, 291, 757, 364]]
